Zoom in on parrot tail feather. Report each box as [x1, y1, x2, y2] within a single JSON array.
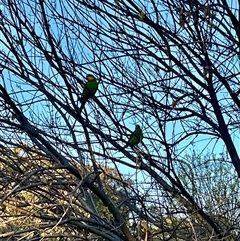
[[79, 99, 87, 114]]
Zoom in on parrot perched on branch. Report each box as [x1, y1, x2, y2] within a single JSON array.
[[121, 125, 143, 150], [79, 74, 98, 112]]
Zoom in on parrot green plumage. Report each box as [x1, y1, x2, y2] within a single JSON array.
[[121, 125, 143, 150], [79, 74, 98, 113], [80, 74, 98, 102], [129, 125, 143, 145]]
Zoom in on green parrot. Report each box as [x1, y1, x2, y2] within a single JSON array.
[[79, 74, 98, 112], [121, 125, 143, 150]]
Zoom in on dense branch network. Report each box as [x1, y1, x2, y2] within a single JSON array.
[[0, 0, 239, 240]]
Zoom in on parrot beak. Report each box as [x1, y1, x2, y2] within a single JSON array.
[[86, 75, 95, 82]]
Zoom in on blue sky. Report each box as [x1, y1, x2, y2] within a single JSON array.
[[0, 0, 239, 181]]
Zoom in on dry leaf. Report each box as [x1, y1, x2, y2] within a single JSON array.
[[204, 6, 210, 20], [203, 67, 208, 78], [114, 0, 120, 8], [180, 13, 186, 28], [172, 100, 179, 110], [138, 8, 145, 20], [186, 12, 191, 22]]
